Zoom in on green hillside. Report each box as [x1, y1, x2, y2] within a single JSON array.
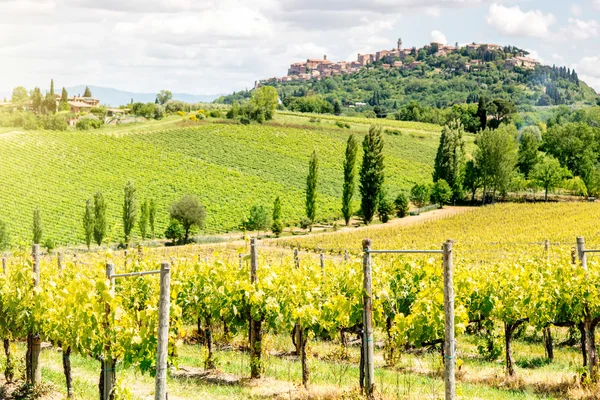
[[218, 45, 599, 111], [0, 114, 454, 245]]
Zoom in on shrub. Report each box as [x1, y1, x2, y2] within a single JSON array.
[[209, 110, 222, 118], [431, 179, 452, 207], [299, 217, 312, 231], [363, 110, 377, 119], [195, 112, 205, 120], [394, 193, 409, 218], [410, 183, 430, 211], [335, 121, 345, 128], [76, 116, 103, 130], [165, 220, 185, 244]]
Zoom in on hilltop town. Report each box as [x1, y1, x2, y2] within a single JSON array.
[[259, 39, 541, 86]]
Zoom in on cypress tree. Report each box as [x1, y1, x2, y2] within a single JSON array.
[[50, 79, 54, 96], [359, 125, 385, 224], [59, 87, 69, 111], [83, 199, 94, 250], [433, 120, 466, 200], [305, 150, 318, 231], [123, 181, 138, 246], [83, 86, 92, 97], [93, 192, 107, 247], [477, 97, 487, 131], [341, 134, 358, 226]]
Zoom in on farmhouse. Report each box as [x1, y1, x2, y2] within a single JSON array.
[[67, 101, 94, 113]]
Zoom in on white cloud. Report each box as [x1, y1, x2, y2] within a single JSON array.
[[430, 30, 448, 45], [574, 56, 600, 91], [486, 3, 556, 38], [525, 49, 543, 63], [551, 53, 565, 64], [561, 18, 600, 40], [570, 4, 583, 16]]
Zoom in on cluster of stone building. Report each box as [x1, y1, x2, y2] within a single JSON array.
[[259, 39, 541, 86]]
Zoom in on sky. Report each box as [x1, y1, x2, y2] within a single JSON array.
[[2, 0, 600, 95]]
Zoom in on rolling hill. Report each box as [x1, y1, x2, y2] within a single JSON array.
[[0, 114, 454, 246]]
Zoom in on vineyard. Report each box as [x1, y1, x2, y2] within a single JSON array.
[[0, 115, 446, 246], [1, 203, 600, 399]]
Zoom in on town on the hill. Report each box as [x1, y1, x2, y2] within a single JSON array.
[[259, 39, 541, 86]]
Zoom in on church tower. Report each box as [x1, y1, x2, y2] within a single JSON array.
[[397, 38, 402, 51]]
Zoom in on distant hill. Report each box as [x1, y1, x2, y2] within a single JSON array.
[[64, 85, 224, 107], [217, 44, 599, 110]]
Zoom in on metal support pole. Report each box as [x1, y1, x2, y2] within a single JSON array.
[[155, 262, 171, 400], [362, 239, 375, 398], [443, 240, 455, 400]]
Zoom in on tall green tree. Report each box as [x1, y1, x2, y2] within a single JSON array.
[[93, 192, 107, 246], [476, 96, 488, 131], [360, 125, 385, 224], [305, 150, 319, 231], [474, 125, 518, 203], [122, 181, 138, 245], [139, 200, 149, 239], [517, 128, 541, 178], [83, 86, 92, 97], [463, 159, 482, 203], [33, 208, 43, 245], [272, 196, 283, 237], [50, 79, 55, 96], [149, 199, 156, 239], [169, 195, 206, 243], [250, 86, 279, 121], [31, 88, 43, 113], [433, 119, 466, 200], [532, 156, 570, 201], [11, 86, 28, 108], [341, 134, 358, 226], [83, 199, 94, 250], [59, 87, 69, 111], [44, 91, 56, 113], [155, 90, 172, 105], [376, 189, 394, 223], [410, 184, 430, 211]]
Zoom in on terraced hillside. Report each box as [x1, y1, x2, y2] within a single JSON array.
[[0, 115, 453, 245]]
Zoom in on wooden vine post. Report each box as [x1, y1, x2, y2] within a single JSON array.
[[443, 240, 456, 400], [103, 263, 116, 400], [155, 262, 171, 400], [26, 244, 42, 386], [249, 239, 263, 379], [319, 253, 325, 275], [361, 239, 375, 399], [577, 237, 598, 381], [2, 253, 12, 383]]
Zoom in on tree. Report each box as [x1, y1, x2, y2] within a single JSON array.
[[532, 156, 570, 201], [83, 86, 92, 97], [244, 204, 270, 235], [83, 199, 94, 250], [341, 134, 358, 226], [477, 96, 487, 131], [44, 91, 56, 113], [155, 90, 173, 105], [377, 189, 394, 223], [333, 99, 342, 116], [58, 87, 70, 111], [122, 181, 138, 245], [93, 192, 107, 247], [31, 88, 43, 113], [272, 197, 283, 237], [474, 125, 518, 203], [305, 150, 318, 231], [433, 120, 466, 200], [394, 193, 410, 218], [250, 86, 278, 121], [431, 179, 452, 207], [487, 99, 517, 129], [517, 129, 541, 178], [0, 220, 10, 251], [463, 159, 481, 203], [165, 221, 185, 244], [33, 208, 43, 245], [360, 125, 385, 224], [149, 199, 156, 239], [49, 79, 55, 96], [410, 184, 430, 211], [139, 200, 149, 239], [169, 195, 206, 243], [11, 86, 28, 108]]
